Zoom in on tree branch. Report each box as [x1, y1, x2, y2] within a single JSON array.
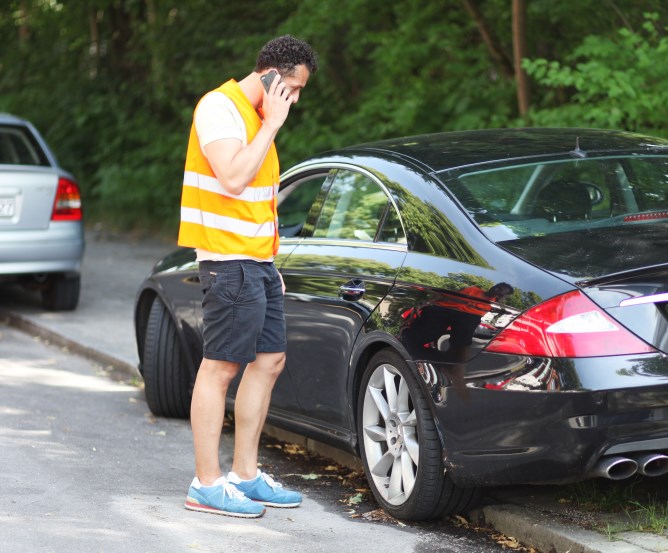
[[461, 0, 514, 79]]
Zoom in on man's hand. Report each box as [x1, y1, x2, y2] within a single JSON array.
[[278, 270, 286, 295], [262, 72, 295, 132]]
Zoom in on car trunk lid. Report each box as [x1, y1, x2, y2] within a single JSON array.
[[499, 227, 668, 353], [499, 225, 668, 280], [578, 265, 668, 354], [0, 167, 59, 231]]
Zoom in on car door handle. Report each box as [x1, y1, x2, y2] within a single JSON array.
[[339, 280, 365, 301]]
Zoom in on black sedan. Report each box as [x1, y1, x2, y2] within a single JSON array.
[[135, 128, 668, 520]]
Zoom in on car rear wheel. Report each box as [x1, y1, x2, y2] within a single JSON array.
[[357, 349, 479, 520], [142, 296, 191, 418], [41, 274, 80, 311]]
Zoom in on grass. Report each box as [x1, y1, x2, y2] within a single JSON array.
[[562, 475, 668, 538], [628, 499, 668, 534]]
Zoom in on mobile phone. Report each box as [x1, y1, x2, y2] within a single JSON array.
[[260, 70, 279, 93]]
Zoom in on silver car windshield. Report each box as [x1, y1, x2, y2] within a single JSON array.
[[449, 156, 668, 242]]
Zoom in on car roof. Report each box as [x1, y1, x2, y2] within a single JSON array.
[[0, 113, 29, 126], [337, 128, 668, 173]]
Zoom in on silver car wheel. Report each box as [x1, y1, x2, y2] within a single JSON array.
[[361, 362, 419, 506]]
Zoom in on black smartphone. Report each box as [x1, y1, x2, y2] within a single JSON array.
[[260, 70, 279, 93]]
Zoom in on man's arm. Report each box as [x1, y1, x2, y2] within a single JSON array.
[[204, 78, 294, 196]]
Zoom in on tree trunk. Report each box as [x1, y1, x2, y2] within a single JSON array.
[[145, 0, 165, 92], [18, 0, 30, 42], [88, 9, 100, 78], [461, 0, 514, 79], [512, 0, 530, 116]]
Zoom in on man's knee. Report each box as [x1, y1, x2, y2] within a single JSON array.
[[199, 358, 241, 385], [254, 352, 286, 377]]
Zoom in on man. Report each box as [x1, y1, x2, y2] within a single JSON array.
[[177, 35, 317, 518]]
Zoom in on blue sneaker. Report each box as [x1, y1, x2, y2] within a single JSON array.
[[184, 476, 266, 518], [228, 470, 302, 508]]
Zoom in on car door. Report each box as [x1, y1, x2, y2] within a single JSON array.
[[196, 172, 330, 415], [280, 167, 407, 433], [266, 171, 331, 413]]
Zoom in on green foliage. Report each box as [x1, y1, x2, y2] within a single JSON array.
[[0, 1, 666, 235], [523, 13, 668, 135]]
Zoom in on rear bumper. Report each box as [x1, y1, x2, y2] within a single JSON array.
[[418, 353, 668, 487], [0, 221, 84, 275]]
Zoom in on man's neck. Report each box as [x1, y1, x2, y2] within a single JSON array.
[[237, 73, 262, 110]]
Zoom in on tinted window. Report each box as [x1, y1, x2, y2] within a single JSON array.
[[0, 125, 49, 166], [278, 174, 328, 238], [377, 201, 406, 244], [450, 156, 668, 241], [313, 170, 393, 241]]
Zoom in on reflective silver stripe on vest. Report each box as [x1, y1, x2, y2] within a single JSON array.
[[183, 170, 275, 202], [181, 207, 275, 238]]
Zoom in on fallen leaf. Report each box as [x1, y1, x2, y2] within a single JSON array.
[[452, 514, 469, 527], [283, 444, 308, 455], [496, 536, 521, 549], [359, 508, 406, 527]]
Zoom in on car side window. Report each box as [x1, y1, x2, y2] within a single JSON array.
[[313, 169, 401, 242], [278, 174, 329, 238], [377, 203, 407, 244]]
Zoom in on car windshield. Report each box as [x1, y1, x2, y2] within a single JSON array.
[[445, 155, 668, 278]]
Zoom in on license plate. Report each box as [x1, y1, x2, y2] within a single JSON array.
[[0, 197, 15, 217]]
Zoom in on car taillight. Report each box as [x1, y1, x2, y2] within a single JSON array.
[[485, 290, 656, 358], [52, 177, 82, 221]]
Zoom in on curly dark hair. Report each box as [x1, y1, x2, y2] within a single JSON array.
[[255, 35, 318, 76]]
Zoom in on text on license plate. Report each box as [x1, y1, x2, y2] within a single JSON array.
[[0, 197, 15, 217]]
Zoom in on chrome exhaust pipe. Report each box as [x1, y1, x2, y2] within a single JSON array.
[[590, 456, 638, 480], [629, 452, 668, 477]]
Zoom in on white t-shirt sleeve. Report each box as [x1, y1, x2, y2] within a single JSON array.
[[194, 91, 247, 153]]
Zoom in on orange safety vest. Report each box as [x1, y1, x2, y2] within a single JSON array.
[[177, 79, 280, 259]]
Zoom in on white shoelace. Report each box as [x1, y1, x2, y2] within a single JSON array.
[[220, 478, 248, 501], [259, 471, 282, 491]]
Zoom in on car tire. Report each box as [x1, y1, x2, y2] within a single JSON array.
[[41, 274, 80, 311], [357, 348, 479, 520], [142, 296, 191, 419]]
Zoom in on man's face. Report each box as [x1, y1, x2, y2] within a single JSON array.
[[281, 64, 310, 104]]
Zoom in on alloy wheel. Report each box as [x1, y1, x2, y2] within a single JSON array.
[[361, 362, 419, 505]]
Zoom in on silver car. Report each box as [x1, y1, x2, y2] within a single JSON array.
[[0, 113, 84, 310]]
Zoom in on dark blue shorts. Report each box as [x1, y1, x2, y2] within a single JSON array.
[[198, 260, 286, 365]]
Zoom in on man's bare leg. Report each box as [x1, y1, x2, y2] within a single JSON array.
[[190, 358, 240, 485], [231, 352, 286, 479]]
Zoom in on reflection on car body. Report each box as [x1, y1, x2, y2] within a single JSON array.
[[135, 128, 668, 520]]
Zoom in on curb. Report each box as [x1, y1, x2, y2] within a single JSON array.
[[0, 309, 140, 379], [470, 503, 649, 553]]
